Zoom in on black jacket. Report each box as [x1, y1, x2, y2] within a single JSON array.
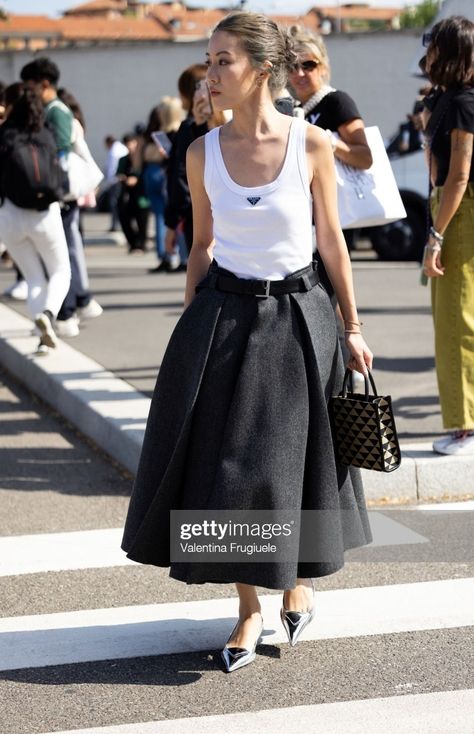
[[164, 115, 208, 230]]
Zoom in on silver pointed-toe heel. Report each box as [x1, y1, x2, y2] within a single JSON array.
[[221, 613, 264, 673], [280, 578, 315, 647]]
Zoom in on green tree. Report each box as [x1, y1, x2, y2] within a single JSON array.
[[400, 0, 439, 29]]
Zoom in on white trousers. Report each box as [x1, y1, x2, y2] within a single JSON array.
[[0, 198, 71, 319]]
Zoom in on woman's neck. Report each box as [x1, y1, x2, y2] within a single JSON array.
[[225, 96, 283, 140]]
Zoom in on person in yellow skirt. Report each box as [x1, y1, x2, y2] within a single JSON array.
[[422, 16, 474, 455]]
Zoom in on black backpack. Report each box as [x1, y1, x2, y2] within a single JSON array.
[[0, 127, 63, 211]]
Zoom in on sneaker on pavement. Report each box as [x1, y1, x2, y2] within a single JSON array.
[[433, 431, 474, 456], [34, 312, 58, 348], [34, 339, 50, 357], [55, 315, 80, 338], [77, 299, 103, 320], [4, 279, 28, 301]]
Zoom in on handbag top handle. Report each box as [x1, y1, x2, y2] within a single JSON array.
[[341, 368, 378, 400]]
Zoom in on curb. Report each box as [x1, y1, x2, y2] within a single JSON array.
[[1, 304, 473, 503]]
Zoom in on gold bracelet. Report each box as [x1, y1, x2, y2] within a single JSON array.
[[344, 329, 362, 334], [344, 319, 364, 327]]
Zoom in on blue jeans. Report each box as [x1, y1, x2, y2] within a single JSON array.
[[143, 164, 166, 259]]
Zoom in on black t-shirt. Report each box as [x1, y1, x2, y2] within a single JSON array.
[[425, 87, 474, 186], [304, 90, 361, 132]]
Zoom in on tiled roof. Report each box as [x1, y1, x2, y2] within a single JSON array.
[[57, 16, 172, 40], [271, 13, 320, 31], [0, 14, 59, 35], [64, 0, 127, 14], [312, 5, 400, 21], [150, 5, 226, 38]]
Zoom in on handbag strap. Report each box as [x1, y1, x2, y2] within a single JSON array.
[[341, 368, 378, 400]]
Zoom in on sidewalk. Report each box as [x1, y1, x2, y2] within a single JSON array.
[[1, 213, 473, 503]]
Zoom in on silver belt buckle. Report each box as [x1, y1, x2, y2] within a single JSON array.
[[255, 279, 271, 298]]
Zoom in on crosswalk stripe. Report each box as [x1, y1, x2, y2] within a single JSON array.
[[41, 689, 474, 734], [412, 500, 474, 511], [0, 578, 472, 671], [0, 529, 135, 577], [0, 511, 429, 578]]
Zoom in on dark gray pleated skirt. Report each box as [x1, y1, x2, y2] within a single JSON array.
[[121, 260, 373, 590]]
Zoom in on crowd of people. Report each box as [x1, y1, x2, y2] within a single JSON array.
[[0, 14, 473, 451]]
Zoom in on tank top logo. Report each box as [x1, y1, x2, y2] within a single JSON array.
[[247, 196, 261, 206]]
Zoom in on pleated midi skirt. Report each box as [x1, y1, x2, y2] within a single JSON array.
[[121, 260, 373, 590]]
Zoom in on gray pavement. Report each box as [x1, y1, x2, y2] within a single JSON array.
[[0, 212, 440, 442], [1, 367, 473, 734]]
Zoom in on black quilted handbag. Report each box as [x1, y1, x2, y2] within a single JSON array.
[[329, 369, 401, 472]]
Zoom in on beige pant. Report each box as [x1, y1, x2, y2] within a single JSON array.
[[431, 183, 474, 429]]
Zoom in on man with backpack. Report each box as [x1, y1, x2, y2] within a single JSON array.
[[20, 57, 102, 337]]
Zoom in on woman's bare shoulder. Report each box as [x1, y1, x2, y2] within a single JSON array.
[[187, 134, 206, 162], [304, 121, 330, 151]]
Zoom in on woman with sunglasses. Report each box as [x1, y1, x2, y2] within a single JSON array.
[[287, 27, 371, 289], [421, 16, 474, 455], [122, 11, 373, 674]]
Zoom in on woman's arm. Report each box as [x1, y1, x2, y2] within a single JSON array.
[[308, 125, 373, 374], [423, 128, 473, 278], [183, 136, 214, 309], [333, 119, 372, 170]]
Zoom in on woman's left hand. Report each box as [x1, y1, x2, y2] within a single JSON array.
[[345, 332, 373, 374], [423, 239, 445, 278]]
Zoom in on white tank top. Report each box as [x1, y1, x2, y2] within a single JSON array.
[[204, 117, 313, 280]]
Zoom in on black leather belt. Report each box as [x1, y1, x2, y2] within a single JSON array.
[[197, 263, 319, 299]]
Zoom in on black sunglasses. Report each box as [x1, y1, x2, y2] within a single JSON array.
[[290, 59, 320, 73], [422, 32, 432, 48]]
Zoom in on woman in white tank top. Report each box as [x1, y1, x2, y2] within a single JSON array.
[[122, 12, 374, 674]]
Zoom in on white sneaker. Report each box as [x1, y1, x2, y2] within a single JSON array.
[[55, 315, 80, 338], [433, 432, 474, 456], [34, 340, 50, 357], [4, 279, 28, 300], [77, 299, 103, 320], [34, 312, 58, 348]]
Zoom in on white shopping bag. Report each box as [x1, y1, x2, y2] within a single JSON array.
[[334, 126, 406, 229]]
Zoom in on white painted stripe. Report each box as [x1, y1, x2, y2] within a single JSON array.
[[0, 578, 472, 671], [0, 513, 428, 578], [42, 689, 474, 734], [0, 529, 135, 577], [412, 500, 474, 511]]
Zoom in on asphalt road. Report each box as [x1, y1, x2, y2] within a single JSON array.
[[1, 367, 473, 734]]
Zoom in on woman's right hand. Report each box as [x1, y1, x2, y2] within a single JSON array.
[[192, 93, 212, 125]]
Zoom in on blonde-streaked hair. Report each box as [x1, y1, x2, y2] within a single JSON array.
[[158, 96, 185, 133], [288, 25, 331, 83], [213, 11, 296, 92]]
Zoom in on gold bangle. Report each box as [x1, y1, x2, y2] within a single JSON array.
[[344, 329, 362, 334], [344, 319, 363, 327]]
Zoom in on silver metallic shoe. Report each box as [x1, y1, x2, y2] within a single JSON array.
[[221, 613, 264, 673], [280, 578, 315, 647]]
